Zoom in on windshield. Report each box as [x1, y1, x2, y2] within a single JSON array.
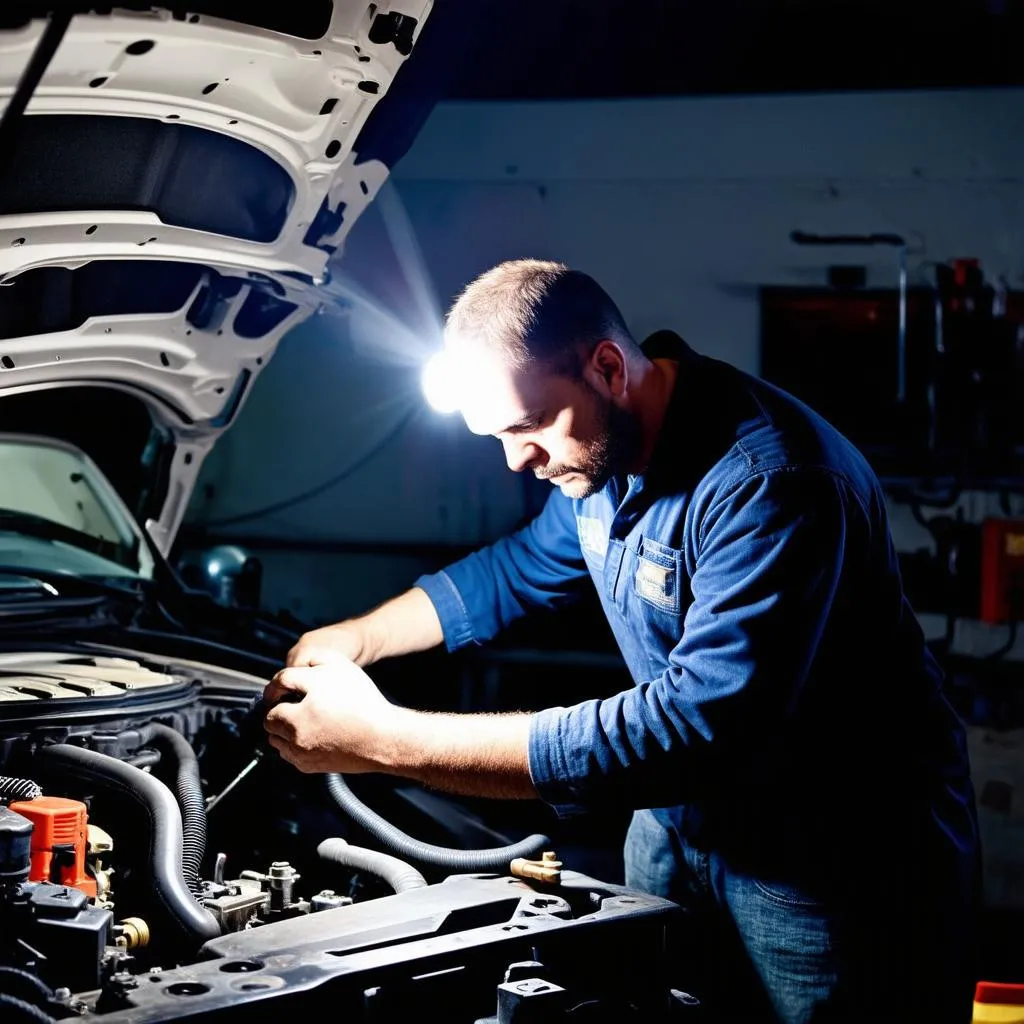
[[0, 435, 154, 580]]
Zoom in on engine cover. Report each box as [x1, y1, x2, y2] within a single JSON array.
[[95, 873, 681, 1022]]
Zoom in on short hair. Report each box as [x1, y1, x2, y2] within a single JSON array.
[[444, 259, 635, 374]]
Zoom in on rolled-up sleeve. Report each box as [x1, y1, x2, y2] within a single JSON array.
[[415, 490, 589, 652], [528, 468, 852, 815]]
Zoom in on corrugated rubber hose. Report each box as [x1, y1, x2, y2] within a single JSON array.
[[325, 773, 550, 873], [0, 969, 54, 1010], [318, 838, 427, 893], [0, 995, 56, 1023], [135, 724, 207, 895], [35, 745, 220, 945], [0, 776, 42, 802]]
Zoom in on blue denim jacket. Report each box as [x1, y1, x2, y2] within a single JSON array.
[[416, 333, 976, 877]]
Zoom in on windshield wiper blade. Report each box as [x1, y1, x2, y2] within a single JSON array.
[[0, 567, 146, 602], [0, 509, 138, 570]]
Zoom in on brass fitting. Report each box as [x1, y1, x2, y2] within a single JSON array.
[[115, 917, 150, 950], [509, 850, 562, 885]]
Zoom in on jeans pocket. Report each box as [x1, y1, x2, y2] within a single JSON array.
[[624, 808, 681, 899], [751, 877, 827, 909]]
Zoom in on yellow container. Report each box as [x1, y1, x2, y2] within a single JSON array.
[[974, 1006, 1024, 1023], [973, 983, 1024, 1024]]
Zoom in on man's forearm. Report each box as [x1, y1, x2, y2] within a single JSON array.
[[379, 708, 537, 800], [355, 587, 445, 664]]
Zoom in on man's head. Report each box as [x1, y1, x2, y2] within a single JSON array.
[[444, 259, 644, 499]]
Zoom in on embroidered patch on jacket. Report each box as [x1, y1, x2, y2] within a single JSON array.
[[635, 558, 675, 608], [577, 516, 609, 559]]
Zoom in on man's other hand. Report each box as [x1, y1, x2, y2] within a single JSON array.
[[262, 662, 402, 774], [286, 622, 367, 668]]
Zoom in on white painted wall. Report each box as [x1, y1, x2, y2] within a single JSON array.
[[188, 87, 1024, 638]]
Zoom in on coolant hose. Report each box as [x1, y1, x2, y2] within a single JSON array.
[[325, 773, 550, 873], [135, 724, 207, 895], [0, 776, 41, 802], [35, 745, 220, 944], [318, 838, 427, 894]]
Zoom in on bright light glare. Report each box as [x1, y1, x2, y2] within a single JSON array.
[[421, 350, 461, 414]]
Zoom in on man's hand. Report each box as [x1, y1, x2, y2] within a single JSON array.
[[286, 621, 369, 668], [262, 661, 536, 801], [285, 589, 444, 668], [263, 662, 401, 774]]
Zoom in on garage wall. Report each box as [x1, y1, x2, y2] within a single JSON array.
[[189, 87, 1024, 637]]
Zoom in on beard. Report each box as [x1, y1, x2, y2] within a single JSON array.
[[533, 384, 641, 499]]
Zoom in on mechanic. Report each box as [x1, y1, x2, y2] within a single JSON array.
[[263, 259, 979, 1023]]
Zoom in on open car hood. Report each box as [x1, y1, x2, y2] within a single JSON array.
[[0, 1, 435, 553]]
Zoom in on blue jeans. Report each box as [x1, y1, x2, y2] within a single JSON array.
[[624, 808, 977, 1024]]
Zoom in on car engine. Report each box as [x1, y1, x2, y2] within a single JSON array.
[[0, 649, 687, 1023]]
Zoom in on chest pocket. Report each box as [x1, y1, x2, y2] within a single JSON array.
[[632, 537, 682, 615]]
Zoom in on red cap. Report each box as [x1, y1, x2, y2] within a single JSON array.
[[975, 982, 1024, 1006], [8, 796, 97, 899]]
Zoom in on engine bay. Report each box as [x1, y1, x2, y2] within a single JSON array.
[[0, 649, 684, 1022]]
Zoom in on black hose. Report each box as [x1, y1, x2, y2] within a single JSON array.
[[124, 749, 161, 770], [35, 745, 220, 945], [325, 773, 550, 873], [0, 776, 41, 802], [135, 724, 207, 895], [0, 968, 54, 1008], [318, 838, 427, 894], [0, 995, 56, 1023]]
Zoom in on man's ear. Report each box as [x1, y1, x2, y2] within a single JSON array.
[[584, 340, 628, 397]]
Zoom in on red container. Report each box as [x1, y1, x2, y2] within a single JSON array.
[[8, 796, 96, 899]]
